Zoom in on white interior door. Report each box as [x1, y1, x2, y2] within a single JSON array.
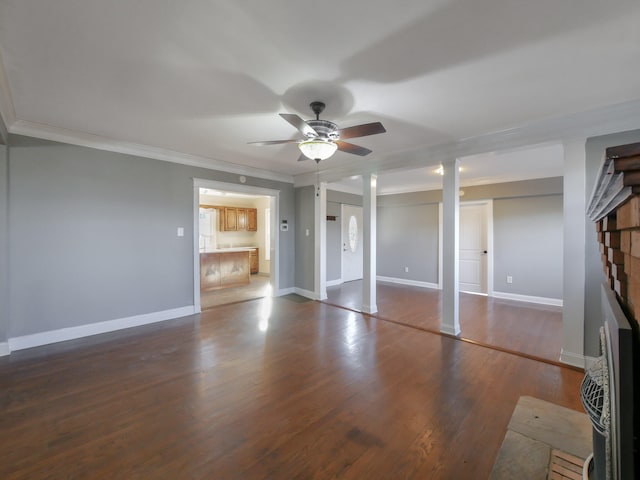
[[341, 204, 363, 282], [459, 203, 488, 294]]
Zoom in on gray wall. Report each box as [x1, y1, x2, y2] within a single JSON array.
[[294, 186, 315, 292], [376, 177, 564, 295], [7, 135, 295, 338], [493, 195, 563, 298], [326, 190, 362, 282], [584, 129, 640, 356], [377, 202, 439, 283], [0, 145, 8, 343]]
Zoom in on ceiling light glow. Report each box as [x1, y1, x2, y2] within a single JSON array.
[[298, 140, 338, 161]]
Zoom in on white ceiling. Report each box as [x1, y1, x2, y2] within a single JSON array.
[[0, 0, 639, 192]]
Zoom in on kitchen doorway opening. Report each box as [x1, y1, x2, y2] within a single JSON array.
[[193, 179, 279, 311]]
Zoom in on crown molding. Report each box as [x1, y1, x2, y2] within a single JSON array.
[[326, 182, 363, 196], [9, 120, 294, 184], [294, 99, 640, 187], [0, 48, 16, 144]]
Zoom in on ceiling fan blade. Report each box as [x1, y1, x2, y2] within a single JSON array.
[[336, 141, 372, 156], [280, 113, 318, 137], [338, 122, 386, 140], [248, 139, 299, 146]]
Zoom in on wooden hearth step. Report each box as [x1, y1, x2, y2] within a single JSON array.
[[548, 449, 584, 479]]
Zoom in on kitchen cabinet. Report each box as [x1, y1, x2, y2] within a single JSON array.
[[247, 208, 257, 231], [249, 248, 259, 274], [220, 207, 258, 232], [200, 251, 250, 291], [223, 207, 238, 231], [237, 208, 247, 231]]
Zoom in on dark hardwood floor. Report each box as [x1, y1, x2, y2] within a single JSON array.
[[0, 295, 582, 479], [327, 280, 563, 364]]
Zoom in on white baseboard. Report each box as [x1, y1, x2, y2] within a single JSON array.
[[8, 306, 197, 352], [377, 276, 439, 290], [294, 288, 318, 300], [326, 278, 343, 287], [276, 287, 295, 296], [0, 342, 9, 357], [440, 324, 461, 336], [492, 291, 563, 307], [584, 355, 599, 371], [559, 349, 585, 369], [362, 304, 378, 314]]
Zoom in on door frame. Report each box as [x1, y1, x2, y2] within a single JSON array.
[[193, 178, 280, 313], [438, 199, 493, 296], [340, 204, 364, 283]]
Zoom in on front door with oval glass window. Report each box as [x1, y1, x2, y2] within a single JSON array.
[[341, 204, 363, 282]]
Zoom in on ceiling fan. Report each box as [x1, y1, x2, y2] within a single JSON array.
[[248, 101, 386, 162]]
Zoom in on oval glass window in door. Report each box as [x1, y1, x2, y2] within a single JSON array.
[[348, 215, 358, 252]]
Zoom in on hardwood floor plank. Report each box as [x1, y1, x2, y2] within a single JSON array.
[[327, 280, 564, 363], [0, 296, 583, 479]]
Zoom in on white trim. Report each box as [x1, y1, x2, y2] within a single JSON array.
[[559, 349, 586, 369], [460, 199, 493, 295], [326, 278, 343, 287], [315, 182, 327, 301], [485, 199, 494, 297], [0, 342, 9, 357], [492, 291, 563, 307], [0, 48, 16, 143], [377, 275, 439, 290], [8, 306, 196, 352], [440, 324, 461, 336], [362, 304, 378, 315], [276, 287, 295, 296], [193, 185, 202, 313], [294, 287, 318, 300], [584, 355, 599, 371], [11, 120, 294, 184], [438, 202, 443, 289], [326, 182, 362, 196]]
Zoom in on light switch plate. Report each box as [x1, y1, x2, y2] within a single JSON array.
[[177, 227, 184, 237]]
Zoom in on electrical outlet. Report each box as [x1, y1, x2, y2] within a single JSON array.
[[405, 267, 409, 273], [506, 275, 513, 284]]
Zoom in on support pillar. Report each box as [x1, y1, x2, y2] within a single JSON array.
[[561, 139, 586, 367], [441, 158, 460, 336], [314, 181, 327, 300], [362, 174, 377, 314]]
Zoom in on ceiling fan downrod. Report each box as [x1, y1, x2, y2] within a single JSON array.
[[310, 101, 325, 120]]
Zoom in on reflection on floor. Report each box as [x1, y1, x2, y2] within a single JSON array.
[[326, 280, 563, 364], [201, 275, 271, 309]]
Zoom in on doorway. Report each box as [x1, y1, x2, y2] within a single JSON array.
[[459, 201, 493, 295], [341, 204, 363, 282], [193, 179, 279, 311]]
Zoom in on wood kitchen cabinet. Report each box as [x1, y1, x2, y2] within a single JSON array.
[[220, 207, 258, 232], [200, 251, 250, 290], [249, 248, 259, 274], [223, 207, 238, 231], [237, 208, 247, 231], [247, 208, 257, 231]]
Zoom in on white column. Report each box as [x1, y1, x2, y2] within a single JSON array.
[[362, 174, 377, 314], [561, 139, 586, 367], [441, 158, 460, 336], [314, 181, 327, 300]]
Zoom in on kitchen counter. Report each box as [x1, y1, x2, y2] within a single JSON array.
[[200, 250, 251, 291], [201, 246, 258, 253]]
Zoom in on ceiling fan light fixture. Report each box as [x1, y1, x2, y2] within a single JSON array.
[[298, 139, 338, 161]]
